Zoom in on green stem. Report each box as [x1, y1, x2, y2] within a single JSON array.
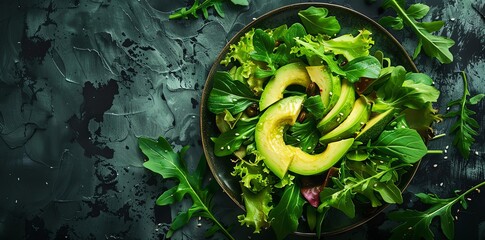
[[205, 210, 236, 240], [426, 150, 443, 154], [455, 181, 485, 200], [431, 133, 446, 140]]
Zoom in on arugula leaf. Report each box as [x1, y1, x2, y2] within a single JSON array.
[[379, 16, 404, 30], [320, 29, 375, 61], [139, 137, 235, 240], [213, 117, 259, 156], [285, 117, 320, 153], [208, 71, 259, 115], [318, 162, 410, 218], [373, 66, 440, 112], [169, 0, 248, 20], [341, 56, 382, 83], [293, 35, 346, 75], [444, 71, 484, 159], [269, 184, 306, 240], [303, 95, 325, 119], [388, 181, 485, 240], [381, 0, 455, 63], [298, 6, 341, 36], [370, 128, 428, 164]]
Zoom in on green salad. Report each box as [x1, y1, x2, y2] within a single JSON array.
[[207, 6, 441, 238]]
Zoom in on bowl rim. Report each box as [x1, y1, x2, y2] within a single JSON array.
[[200, 2, 419, 236]]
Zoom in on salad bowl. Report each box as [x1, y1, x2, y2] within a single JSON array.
[[200, 2, 424, 236]]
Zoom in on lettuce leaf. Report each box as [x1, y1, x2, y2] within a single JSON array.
[[238, 186, 273, 233], [321, 29, 375, 61]]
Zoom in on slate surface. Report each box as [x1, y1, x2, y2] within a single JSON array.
[[0, 0, 484, 239]]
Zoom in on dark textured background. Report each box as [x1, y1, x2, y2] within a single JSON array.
[[0, 0, 483, 239]]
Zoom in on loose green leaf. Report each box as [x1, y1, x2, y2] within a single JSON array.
[[285, 117, 320, 153], [139, 137, 235, 240], [381, 0, 455, 63], [269, 184, 306, 240], [208, 71, 259, 115], [238, 186, 273, 233], [320, 29, 375, 61], [379, 16, 404, 30], [341, 56, 382, 83], [293, 36, 346, 75], [298, 6, 341, 35], [374, 66, 440, 112], [303, 95, 325, 119], [169, 0, 248, 20], [371, 128, 428, 163], [389, 181, 485, 240], [444, 71, 484, 159], [213, 117, 259, 156], [406, 4, 430, 19]]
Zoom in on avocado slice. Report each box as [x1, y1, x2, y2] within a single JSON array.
[[355, 108, 396, 143], [317, 79, 355, 134], [320, 96, 371, 144], [305, 65, 341, 117], [288, 138, 354, 175], [255, 96, 305, 179], [259, 62, 311, 110]]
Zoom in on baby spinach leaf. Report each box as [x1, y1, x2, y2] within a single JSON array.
[[213, 117, 259, 156], [370, 128, 427, 164], [381, 0, 454, 63], [342, 56, 382, 83], [139, 137, 235, 240], [298, 6, 341, 36], [388, 181, 485, 240], [444, 71, 484, 159], [269, 184, 306, 240], [208, 71, 259, 115], [283, 23, 308, 48], [251, 28, 302, 78]]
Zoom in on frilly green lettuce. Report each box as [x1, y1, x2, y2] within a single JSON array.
[[320, 29, 375, 61], [238, 186, 273, 233]]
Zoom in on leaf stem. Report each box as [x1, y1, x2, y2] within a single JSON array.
[[426, 150, 443, 154], [456, 181, 485, 200], [184, 177, 236, 240], [431, 133, 446, 140]]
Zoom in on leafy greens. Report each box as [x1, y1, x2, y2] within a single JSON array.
[[444, 71, 485, 159], [139, 137, 235, 240], [380, 0, 455, 63], [388, 181, 485, 240], [169, 0, 248, 20]]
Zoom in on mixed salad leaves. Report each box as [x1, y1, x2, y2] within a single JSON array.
[[205, 6, 442, 239]]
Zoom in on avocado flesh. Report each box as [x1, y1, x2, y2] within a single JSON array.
[[306, 66, 331, 107], [255, 96, 305, 179], [317, 79, 355, 134], [320, 96, 371, 144], [288, 138, 354, 175], [259, 62, 311, 110], [355, 108, 396, 143], [305, 65, 341, 117]]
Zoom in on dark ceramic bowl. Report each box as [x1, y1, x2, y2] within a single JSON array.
[[200, 3, 419, 236]]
